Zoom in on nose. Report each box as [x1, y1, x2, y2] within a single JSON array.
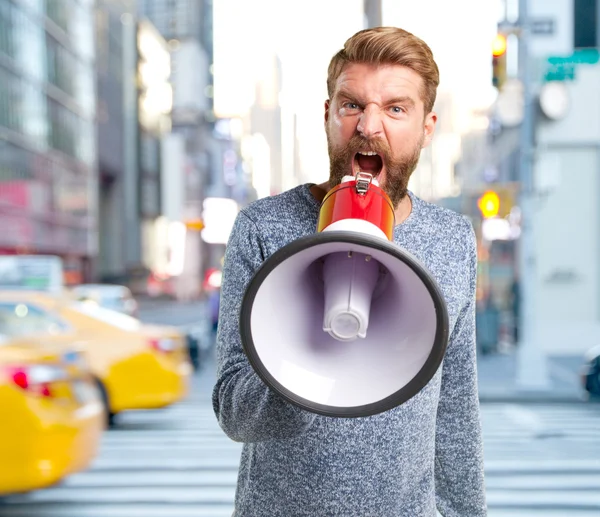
[[356, 105, 383, 138]]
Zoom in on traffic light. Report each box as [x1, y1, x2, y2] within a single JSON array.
[[478, 190, 501, 219], [185, 219, 205, 231], [492, 33, 507, 90]]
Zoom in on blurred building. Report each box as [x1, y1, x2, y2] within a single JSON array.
[[95, 3, 173, 295], [223, 52, 304, 201], [0, 0, 98, 283], [138, 0, 229, 298], [248, 54, 283, 196], [95, 0, 135, 284]]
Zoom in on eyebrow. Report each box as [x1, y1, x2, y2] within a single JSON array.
[[336, 91, 416, 109], [386, 96, 416, 108]]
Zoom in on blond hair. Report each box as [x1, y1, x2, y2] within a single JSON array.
[[327, 27, 440, 114]]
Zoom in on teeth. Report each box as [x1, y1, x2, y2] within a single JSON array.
[[358, 151, 378, 156]]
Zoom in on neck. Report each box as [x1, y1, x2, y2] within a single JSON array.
[[310, 182, 413, 225]]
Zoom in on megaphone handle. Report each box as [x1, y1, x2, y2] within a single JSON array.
[[355, 172, 373, 194]]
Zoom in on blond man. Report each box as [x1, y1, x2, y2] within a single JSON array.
[[213, 26, 487, 516]]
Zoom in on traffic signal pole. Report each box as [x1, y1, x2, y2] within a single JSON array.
[[515, 0, 550, 389], [364, 0, 382, 28]]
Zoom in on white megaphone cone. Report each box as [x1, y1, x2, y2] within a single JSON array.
[[240, 172, 449, 417]]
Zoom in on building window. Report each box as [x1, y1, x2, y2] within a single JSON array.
[[0, 0, 15, 59], [0, 68, 48, 145], [574, 0, 597, 48]]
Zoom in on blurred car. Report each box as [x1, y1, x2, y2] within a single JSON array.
[[0, 292, 192, 427], [71, 284, 139, 318], [0, 336, 104, 495], [582, 344, 600, 399], [70, 284, 205, 370]]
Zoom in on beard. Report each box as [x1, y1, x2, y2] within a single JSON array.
[[326, 132, 424, 208]]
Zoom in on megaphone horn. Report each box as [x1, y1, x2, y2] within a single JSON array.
[[240, 172, 449, 417]]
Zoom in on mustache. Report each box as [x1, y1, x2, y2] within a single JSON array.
[[341, 135, 391, 158]]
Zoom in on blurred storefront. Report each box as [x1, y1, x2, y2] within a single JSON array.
[[0, 0, 97, 284]]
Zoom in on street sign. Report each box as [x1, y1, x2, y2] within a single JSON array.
[[497, 20, 519, 34], [544, 48, 600, 82], [497, 18, 556, 37], [530, 18, 555, 36]]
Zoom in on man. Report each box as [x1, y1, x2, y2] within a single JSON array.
[[213, 26, 487, 516]]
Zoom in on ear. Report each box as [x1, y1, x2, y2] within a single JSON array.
[[324, 99, 330, 125], [422, 111, 437, 148]]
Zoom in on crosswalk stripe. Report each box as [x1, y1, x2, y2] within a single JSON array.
[[485, 474, 600, 490], [61, 471, 239, 487], [0, 505, 234, 517], [485, 460, 600, 471], [91, 456, 242, 470], [488, 511, 600, 517], [1, 368, 598, 517], [5, 486, 237, 505], [487, 489, 600, 507], [102, 433, 237, 443], [482, 402, 600, 514]]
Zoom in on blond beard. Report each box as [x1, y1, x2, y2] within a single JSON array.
[[326, 132, 424, 208]]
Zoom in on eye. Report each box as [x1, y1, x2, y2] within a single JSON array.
[[343, 102, 360, 111], [390, 106, 406, 115]]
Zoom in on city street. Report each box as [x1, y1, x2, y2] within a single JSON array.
[[2, 0, 599, 514], [0, 358, 598, 516], [0, 300, 599, 516]]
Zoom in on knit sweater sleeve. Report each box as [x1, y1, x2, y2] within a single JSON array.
[[435, 219, 488, 516], [212, 210, 318, 442]]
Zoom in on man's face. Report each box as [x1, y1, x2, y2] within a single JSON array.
[[325, 63, 437, 207]]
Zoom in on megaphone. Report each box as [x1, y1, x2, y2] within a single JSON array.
[[240, 172, 449, 417]]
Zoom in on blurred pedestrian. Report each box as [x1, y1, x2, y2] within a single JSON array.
[[203, 267, 222, 350], [510, 277, 520, 345], [208, 287, 220, 342], [213, 27, 487, 516]]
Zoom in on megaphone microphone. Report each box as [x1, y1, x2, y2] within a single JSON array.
[[240, 172, 449, 417]]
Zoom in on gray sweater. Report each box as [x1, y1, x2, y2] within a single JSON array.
[[213, 184, 487, 517]]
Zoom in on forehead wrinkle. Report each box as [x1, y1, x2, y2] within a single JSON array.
[[335, 89, 417, 111], [334, 89, 364, 104], [333, 64, 426, 110]]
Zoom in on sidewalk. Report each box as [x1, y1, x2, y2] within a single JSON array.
[[477, 349, 590, 403]]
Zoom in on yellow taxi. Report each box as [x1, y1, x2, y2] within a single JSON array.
[[0, 337, 104, 495], [0, 292, 192, 426]]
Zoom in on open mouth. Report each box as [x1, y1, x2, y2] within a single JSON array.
[[353, 151, 383, 178]]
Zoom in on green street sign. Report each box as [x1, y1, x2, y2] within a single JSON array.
[[545, 63, 575, 81], [544, 48, 600, 82]]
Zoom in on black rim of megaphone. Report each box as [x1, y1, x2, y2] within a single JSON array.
[[240, 231, 449, 418]]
